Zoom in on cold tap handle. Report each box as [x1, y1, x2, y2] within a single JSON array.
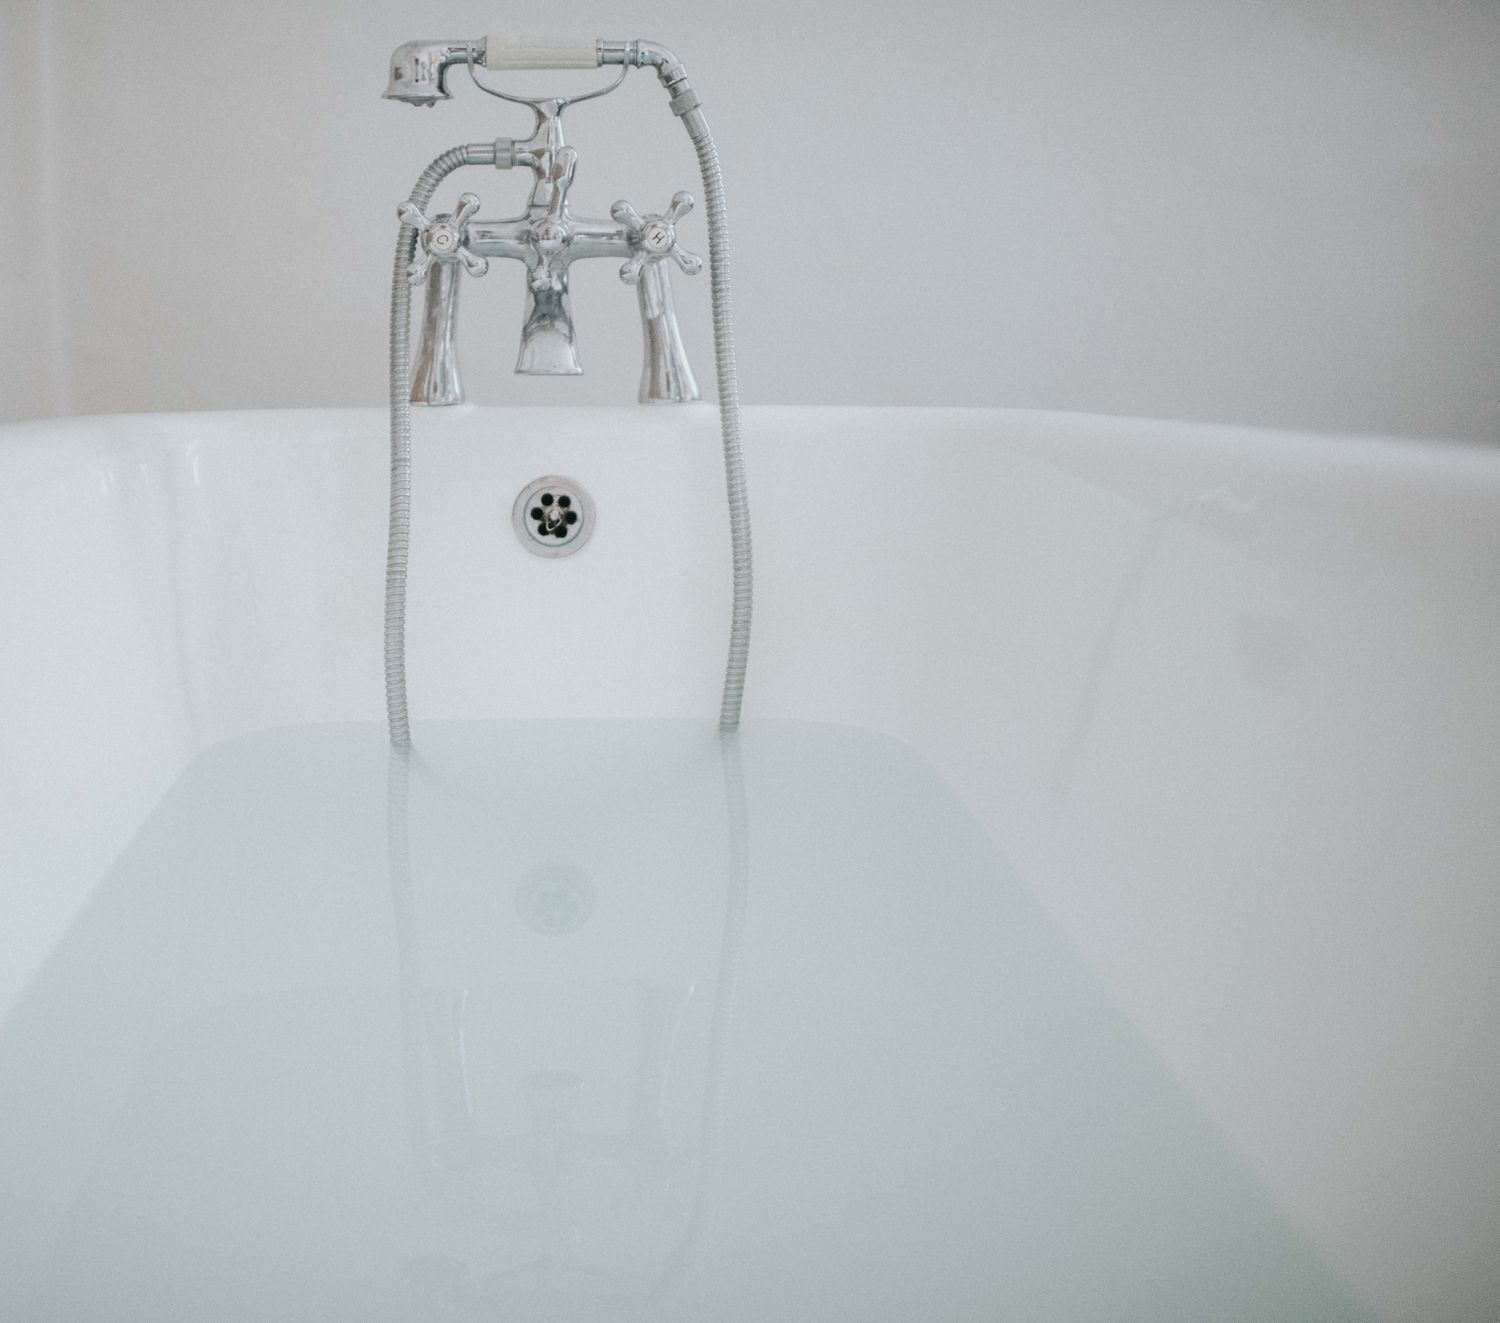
[[455, 247, 488, 276], [398, 192, 489, 286], [396, 201, 431, 230]]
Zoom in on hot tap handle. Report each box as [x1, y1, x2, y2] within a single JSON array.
[[397, 192, 489, 285], [612, 191, 703, 285]]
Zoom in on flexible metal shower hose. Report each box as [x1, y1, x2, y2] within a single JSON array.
[[384, 111, 753, 748], [385, 144, 490, 751], [681, 107, 754, 732]]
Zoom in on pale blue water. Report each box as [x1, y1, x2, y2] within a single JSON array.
[[0, 720, 1368, 1321]]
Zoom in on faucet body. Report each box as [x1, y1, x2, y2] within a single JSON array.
[[405, 95, 700, 404]]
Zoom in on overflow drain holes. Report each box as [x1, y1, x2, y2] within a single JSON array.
[[513, 476, 594, 557]]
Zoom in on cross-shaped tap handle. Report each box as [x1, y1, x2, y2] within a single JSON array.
[[397, 192, 488, 285], [611, 191, 703, 285]]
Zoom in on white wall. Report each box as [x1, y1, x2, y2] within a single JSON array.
[[0, 2, 63, 422], [2, 0, 1498, 440]]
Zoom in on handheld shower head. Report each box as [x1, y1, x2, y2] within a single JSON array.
[[385, 37, 621, 106], [383, 40, 478, 106]]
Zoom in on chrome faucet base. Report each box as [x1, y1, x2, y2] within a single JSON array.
[[397, 80, 701, 405], [636, 263, 698, 403], [411, 260, 466, 404]]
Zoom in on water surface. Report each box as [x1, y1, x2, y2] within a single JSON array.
[[0, 720, 1366, 1320]]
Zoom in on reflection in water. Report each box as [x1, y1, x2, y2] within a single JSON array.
[[386, 731, 749, 1314], [0, 721, 1370, 1321]]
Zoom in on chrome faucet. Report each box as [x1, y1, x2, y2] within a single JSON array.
[[382, 37, 753, 749], [387, 49, 702, 404]]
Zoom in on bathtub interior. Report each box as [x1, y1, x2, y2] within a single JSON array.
[[3, 404, 1500, 1318], [0, 716, 1375, 1320]]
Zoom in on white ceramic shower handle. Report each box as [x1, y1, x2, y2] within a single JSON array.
[[482, 37, 600, 70]]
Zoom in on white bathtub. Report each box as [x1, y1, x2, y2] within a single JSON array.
[[2, 404, 1497, 1320]]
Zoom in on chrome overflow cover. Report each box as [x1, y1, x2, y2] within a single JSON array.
[[513, 475, 594, 557]]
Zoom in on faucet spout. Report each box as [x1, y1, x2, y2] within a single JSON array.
[[517, 282, 583, 375]]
